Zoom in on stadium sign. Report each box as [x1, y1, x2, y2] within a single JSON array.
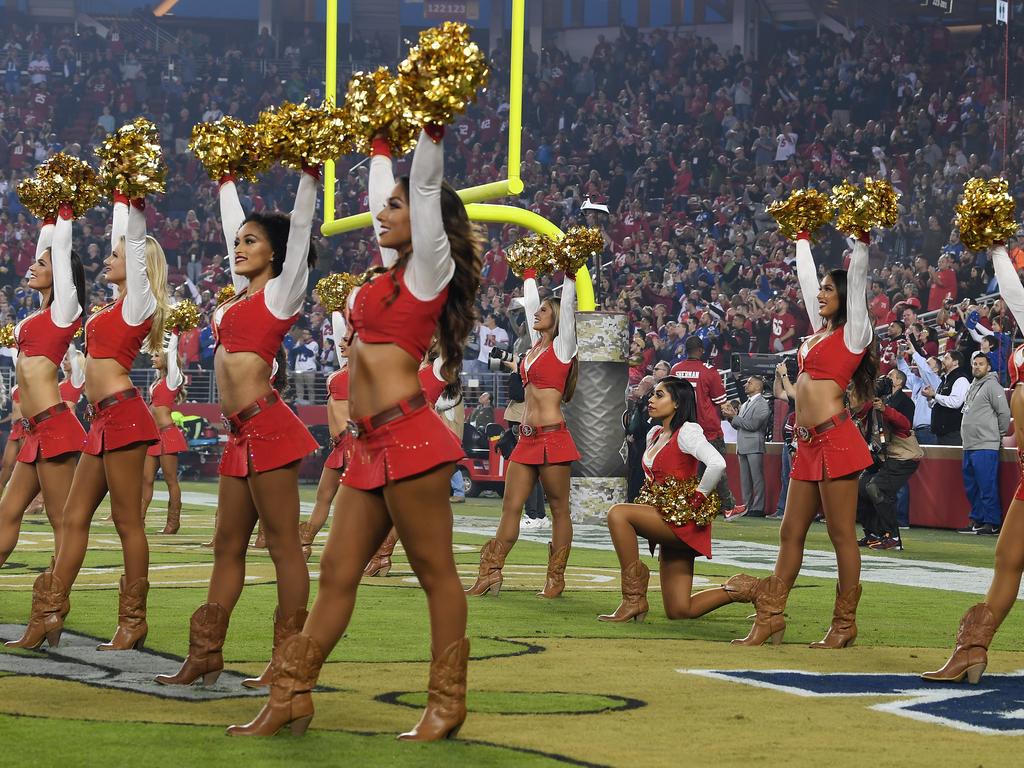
[[682, 669, 1024, 734], [424, 1, 468, 20], [920, 0, 953, 13]]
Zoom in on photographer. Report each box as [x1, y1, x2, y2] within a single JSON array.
[[856, 370, 923, 551]]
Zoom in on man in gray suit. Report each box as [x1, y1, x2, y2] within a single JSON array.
[[723, 376, 771, 518]]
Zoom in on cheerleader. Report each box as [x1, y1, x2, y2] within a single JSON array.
[[155, 164, 318, 689], [599, 378, 765, 622], [228, 127, 480, 739], [59, 347, 86, 409], [0, 387, 25, 494], [922, 243, 1024, 683], [466, 268, 578, 598], [0, 210, 87, 570], [7, 189, 167, 651], [140, 329, 187, 535], [732, 234, 876, 647]]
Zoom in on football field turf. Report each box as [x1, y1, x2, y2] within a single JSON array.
[[2, 482, 1024, 767]]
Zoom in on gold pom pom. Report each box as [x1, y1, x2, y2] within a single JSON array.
[[73, 326, 83, 340], [636, 476, 720, 528], [506, 234, 560, 278], [831, 178, 900, 239], [216, 284, 237, 306], [18, 154, 101, 219], [955, 177, 1019, 251], [255, 100, 350, 170], [398, 21, 490, 126], [340, 67, 419, 157], [315, 273, 361, 314], [0, 323, 15, 348], [189, 117, 271, 182], [17, 177, 50, 220], [557, 226, 604, 274], [166, 300, 201, 333], [97, 118, 166, 198], [766, 189, 834, 241]]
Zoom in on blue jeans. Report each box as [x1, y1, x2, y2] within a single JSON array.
[[776, 447, 793, 515], [451, 468, 465, 498], [896, 484, 910, 528], [962, 449, 1002, 526], [914, 425, 937, 446]]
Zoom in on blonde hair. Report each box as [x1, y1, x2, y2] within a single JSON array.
[[142, 235, 170, 354], [542, 296, 579, 402]]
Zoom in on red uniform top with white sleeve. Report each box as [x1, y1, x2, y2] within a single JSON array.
[[989, 245, 1024, 500], [59, 349, 85, 406], [147, 331, 189, 457], [643, 422, 725, 558], [324, 311, 351, 470], [341, 128, 464, 490], [669, 358, 727, 441]]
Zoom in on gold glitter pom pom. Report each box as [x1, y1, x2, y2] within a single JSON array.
[[955, 177, 1019, 251], [398, 21, 490, 126], [315, 273, 361, 314], [0, 324, 15, 348], [557, 226, 604, 274], [166, 300, 201, 333], [766, 189, 834, 242], [73, 326, 83, 339], [189, 117, 271, 182], [340, 67, 419, 157], [18, 154, 100, 219], [636, 476, 720, 528], [506, 234, 560, 278], [216, 284, 237, 306], [831, 178, 900, 239], [97, 118, 166, 198], [256, 100, 350, 170], [16, 177, 50, 220]]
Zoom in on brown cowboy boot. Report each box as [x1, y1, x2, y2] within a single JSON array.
[[160, 504, 181, 535], [722, 573, 760, 603], [242, 607, 309, 689], [155, 603, 229, 686], [538, 543, 571, 598], [809, 583, 862, 649], [97, 576, 149, 651], [398, 637, 469, 741], [4, 572, 68, 649], [226, 633, 324, 737], [44, 556, 70, 618], [465, 539, 509, 596], [598, 560, 650, 622], [922, 603, 996, 684], [252, 522, 267, 549], [363, 528, 399, 577], [732, 575, 789, 646]]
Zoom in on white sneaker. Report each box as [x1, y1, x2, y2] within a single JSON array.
[[537, 516, 552, 529], [521, 517, 542, 530]]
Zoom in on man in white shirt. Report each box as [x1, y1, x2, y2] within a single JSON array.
[[775, 122, 797, 163], [292, 328, 319, 405], [476, 313, 509, 372]]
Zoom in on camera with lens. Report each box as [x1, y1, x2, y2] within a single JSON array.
[[488, 346, 514, 372], [874, 375, 894, 399]]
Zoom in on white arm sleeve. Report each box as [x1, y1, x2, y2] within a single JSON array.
[[369, 152, 399, 269], [219, 181, 248, 293], [677, 422, 726, 496], [645, 426, 660, 447], [992, 246, 1024, 329], [524, 277, 541, 346], [110, 199, 128, 258], [843, 239, 872, 353], [264, 172, 316, 319], [553, 274, 577, 363], [969, 325, 989, 343], [795, 237, 822, 333], [35, 221, 54, 262], [165, 331, 183, 389], [406, 130, 455, 301], [121, 204, 157, 325], [935, 376, 971, 408], [50, 215, 82, 327], [331, 311, 347, 345], [912, 350, 942, 390]]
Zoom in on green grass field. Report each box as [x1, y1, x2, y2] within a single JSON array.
[[3, 482, 1024, 767]]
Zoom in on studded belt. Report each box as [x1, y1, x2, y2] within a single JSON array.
[[85, 388, 139, 422], [795, 411, 850, 443], [518, 421, 567, 438], [346, 392, 427, 438], [222, 392, 280, 434], [22, 402, 70, 432]]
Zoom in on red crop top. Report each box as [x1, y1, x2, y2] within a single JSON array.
[[1011, 343, 1024, 387], [12, 385, 19, 405], [59, 377, 83, 405], [16, 307, 78, 367], [348, 267, 447, 364], [85, 297, 154, 371], [327, 368, 349, 401], [419, 363, 446, 406], [214, 290, 298, 367], [149, 377, 180, 408], [797, 327, 864, 392], [521, 344, 573, 394]]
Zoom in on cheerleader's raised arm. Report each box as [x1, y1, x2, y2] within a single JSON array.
[[121, 201, 157, 325], [262, 169, 316, 319], [369, 137, 399, 269], [219, 179, 248, 293], [553, 272, 577, 363], [992, 245, 1024, 328], [406, 128, 455, 300], [50, 208, 82, 328]]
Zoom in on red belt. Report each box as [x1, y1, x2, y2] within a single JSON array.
[[86, 388, 139, 421], [22, 402, 70, 432], [347, 393, 427, 438], [795, 411, 850, 443], [224, 392, 280, 434], [518, 421, 567, 437], [159, 423, 179, 433]]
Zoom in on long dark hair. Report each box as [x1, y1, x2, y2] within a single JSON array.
[[826, 268, 878, 404], [657, 377, 698, 433], [242, 211, 318, 276], [44, 249, 88, 333], [398, 176, 482, 384]]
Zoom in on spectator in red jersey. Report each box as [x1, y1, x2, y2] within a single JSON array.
[[670, 336, 743, 517], [769, 297, 797, 352], [927, 255, 958, 311], [869, 280, 892, 326]]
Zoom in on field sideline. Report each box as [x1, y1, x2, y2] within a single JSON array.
[[2, 481, 1024, 767]]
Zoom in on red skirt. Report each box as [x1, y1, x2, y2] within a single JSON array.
[[147, 424, 189, 457], [667, 521, 712, 560], [84, 391, 159, 455], [219, 395, 318, 477], [10, 421, 26, 442], [325, 431, 352, 471], [509, 422, 580, 465], [17, 406, 86, 463], [790, 416, 873, 482], [342, 404, 464, 491]]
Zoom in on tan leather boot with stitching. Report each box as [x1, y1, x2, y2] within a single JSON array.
[[809, 583, 862, 649], [4, 572, 68, 649], [538, 543, 571, 598], [97, 576, 149, 651], [155, 603, 229, 686], [397, 637, 469, 741], [732, 575, 789, 646], [363, 529, 399, 577], [921, 603, 996, 684], [465, 539, 508, 596], [242, 607, 309, 689], [598, 560, 650, 622]]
